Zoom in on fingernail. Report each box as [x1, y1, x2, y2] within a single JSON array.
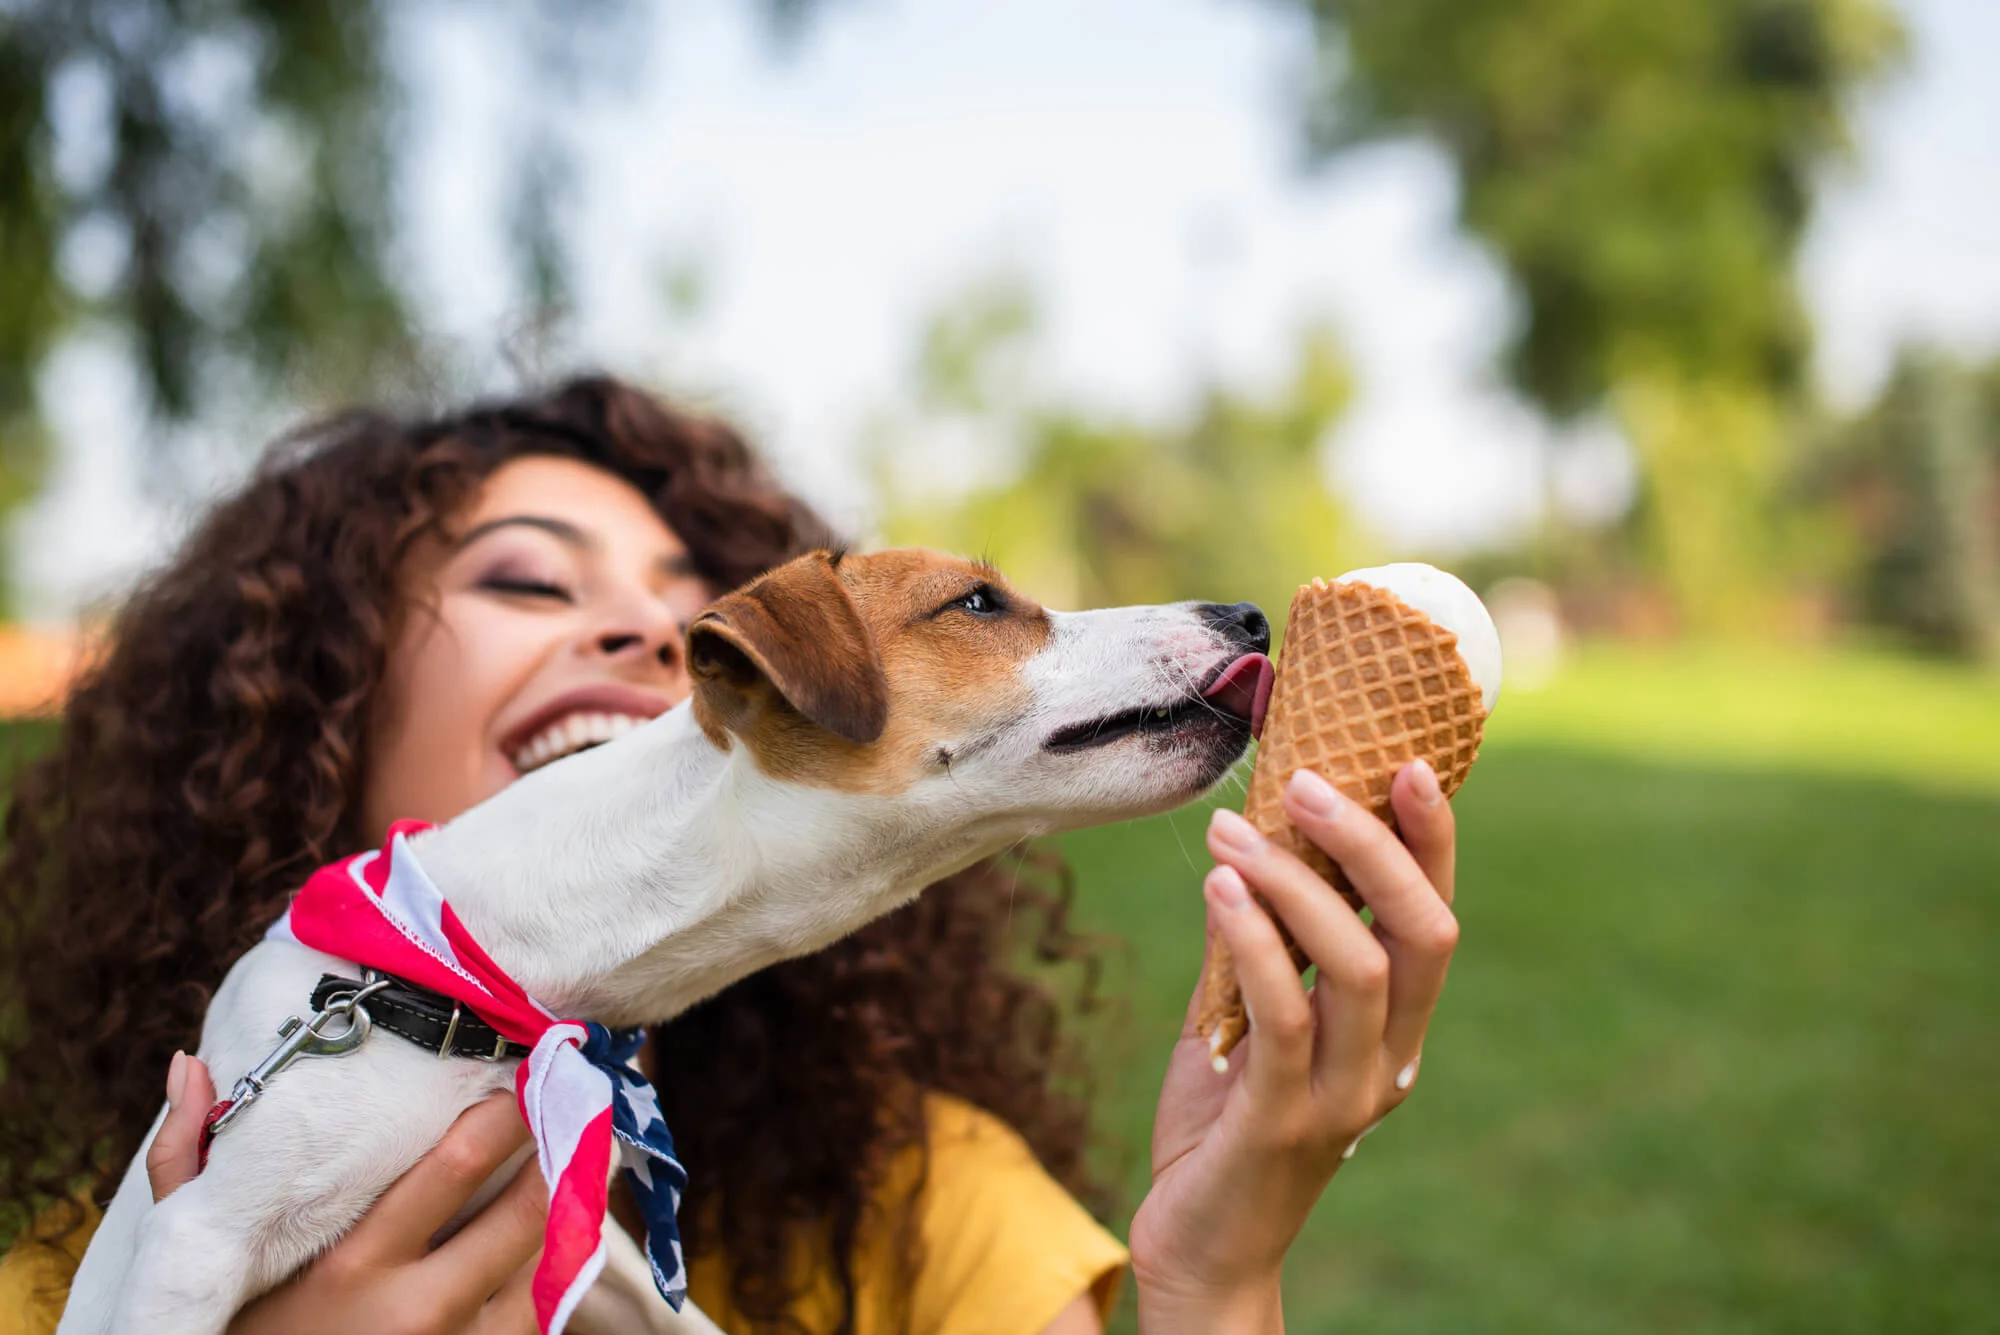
[[1396, 1056, 1420, 1091], [166, 1050, 188, 1110], [1206, 864, 1250, 910], [1209, 807, 1263, 853], [1410, 759, 1442, 807], [1287, 768, 1339, 818]]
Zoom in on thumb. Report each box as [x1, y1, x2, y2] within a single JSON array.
[[147, 1050, 217, 1201]]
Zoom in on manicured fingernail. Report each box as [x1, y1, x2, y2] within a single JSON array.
[[166, 1050, 188, 1110], [1287, 768, 1339, 819], [1410, 760, 1442, 807], [1206, 864, 1250, 910], [1209, 807, 1263, 853], [1396, 1057, 1420, 1091]]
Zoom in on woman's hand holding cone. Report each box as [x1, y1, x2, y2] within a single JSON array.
[[1196, 570, 1492, 1068], [1129, 759, 1458, 1333]]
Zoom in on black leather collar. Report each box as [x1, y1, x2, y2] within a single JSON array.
[[311, 972, 533, 1062]]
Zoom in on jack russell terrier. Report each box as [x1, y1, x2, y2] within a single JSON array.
[[59, 547, 1275, 1335]]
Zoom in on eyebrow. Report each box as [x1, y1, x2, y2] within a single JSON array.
[[458, 515, 590, 551], [457, 514, 700, 579]]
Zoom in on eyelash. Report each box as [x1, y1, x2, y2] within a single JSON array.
[[480, 576, 573, 603]]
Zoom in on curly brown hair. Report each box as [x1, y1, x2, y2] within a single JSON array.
[[0, 376, 1107, 1334]]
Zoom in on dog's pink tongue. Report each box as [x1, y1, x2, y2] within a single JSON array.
[[1205, 653, 1275, 739]]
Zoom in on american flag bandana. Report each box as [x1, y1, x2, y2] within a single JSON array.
[[265, 820, 689, 1334]]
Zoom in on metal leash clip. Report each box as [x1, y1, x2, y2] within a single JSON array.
[[206, 974, 391, 1136]]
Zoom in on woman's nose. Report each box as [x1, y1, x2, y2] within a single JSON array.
[[590, 601, 686, 673]]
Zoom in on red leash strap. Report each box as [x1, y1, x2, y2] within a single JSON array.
[[196, 1098, 235, 1173]]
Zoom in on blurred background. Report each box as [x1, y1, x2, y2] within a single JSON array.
[[1, 0, 1995, 1329]]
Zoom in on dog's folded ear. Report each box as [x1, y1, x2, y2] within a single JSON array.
[[687, 551, 891, 745]]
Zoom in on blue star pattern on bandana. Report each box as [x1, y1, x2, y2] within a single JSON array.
[[581, 1024, 689, 1312]]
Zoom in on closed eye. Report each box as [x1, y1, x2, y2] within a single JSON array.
[[480, 576, 574, 603]]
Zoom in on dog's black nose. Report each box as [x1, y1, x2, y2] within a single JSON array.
[[1197, 602, 1271, 654]]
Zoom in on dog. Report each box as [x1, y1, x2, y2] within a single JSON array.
[[59, 548, 1274, 1334]]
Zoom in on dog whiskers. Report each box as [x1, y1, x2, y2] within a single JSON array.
[[1164, 806, 1200, 874]]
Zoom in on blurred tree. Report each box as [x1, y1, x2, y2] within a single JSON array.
[[1280, 0, 1905, 631], [1, 2, 414, 472], [1804, 350, 2000, 664], [870, 277, 1357, 616], [0, 0, 815, 609]]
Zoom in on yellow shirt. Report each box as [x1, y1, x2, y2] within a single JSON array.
[[1, 1094, 1126, 1335]]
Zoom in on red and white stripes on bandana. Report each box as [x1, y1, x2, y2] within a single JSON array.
[[264, 820, 688, 1335]]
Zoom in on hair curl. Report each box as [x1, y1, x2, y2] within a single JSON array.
[[0, 376, 1107, 1334]]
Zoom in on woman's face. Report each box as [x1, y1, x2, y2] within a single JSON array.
[[359, 455, 714, 842]]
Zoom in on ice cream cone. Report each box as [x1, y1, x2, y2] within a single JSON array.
[[1197, 568, 1497, 1070]]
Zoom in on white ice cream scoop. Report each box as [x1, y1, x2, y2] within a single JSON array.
[[1334, 562, 1504, 714]]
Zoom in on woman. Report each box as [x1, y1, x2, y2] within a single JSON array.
[[0, 376, 1461, 1334]]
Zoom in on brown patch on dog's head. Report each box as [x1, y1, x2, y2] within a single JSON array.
[[688, 550, 889, 746], [688, 547, 1052, 794]]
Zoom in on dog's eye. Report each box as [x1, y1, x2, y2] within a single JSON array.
[[949, 585, 1002, 617]]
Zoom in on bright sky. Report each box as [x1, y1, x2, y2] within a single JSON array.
[[13, 0, 2000, 622]]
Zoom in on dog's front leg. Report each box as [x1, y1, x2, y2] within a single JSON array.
[[105, 1172, 263, 1335]]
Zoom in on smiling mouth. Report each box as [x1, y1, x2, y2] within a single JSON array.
[[1044, 653, 1275, 755], [511, 712, 651, 774]]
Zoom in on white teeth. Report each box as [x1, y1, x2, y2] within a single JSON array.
[[510, 711, 652, 774]]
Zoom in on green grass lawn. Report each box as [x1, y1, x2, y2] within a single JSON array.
[[1058, 644, 2000, 1333], [1486, 640, 2000, 797]]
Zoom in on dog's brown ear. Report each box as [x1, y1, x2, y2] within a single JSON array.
[[687, 551, 890, 745]]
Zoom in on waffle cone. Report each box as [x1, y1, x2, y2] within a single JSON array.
[[1196, 576, 1488, 1067]]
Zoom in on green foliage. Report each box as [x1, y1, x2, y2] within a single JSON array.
[[1, 1, 416, 429], [0, 0, 845, 612], [1614, 364, 1796, 630], [0, 0, 831, 448], [0, 0, 828, 609], [911, 272, 1041, 419], [1061, 643, 1999, 1331], [0, 25, 61, 553], [1804, 348, 2000, 663], [1281, 0, 1906, 632], [1292, 0, 1903, 412], [871, 279, 1360, 615]]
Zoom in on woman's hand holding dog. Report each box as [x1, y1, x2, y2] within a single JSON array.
[[1129, 760, 1461, 1333], [150, 1081, 545, 1334]]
